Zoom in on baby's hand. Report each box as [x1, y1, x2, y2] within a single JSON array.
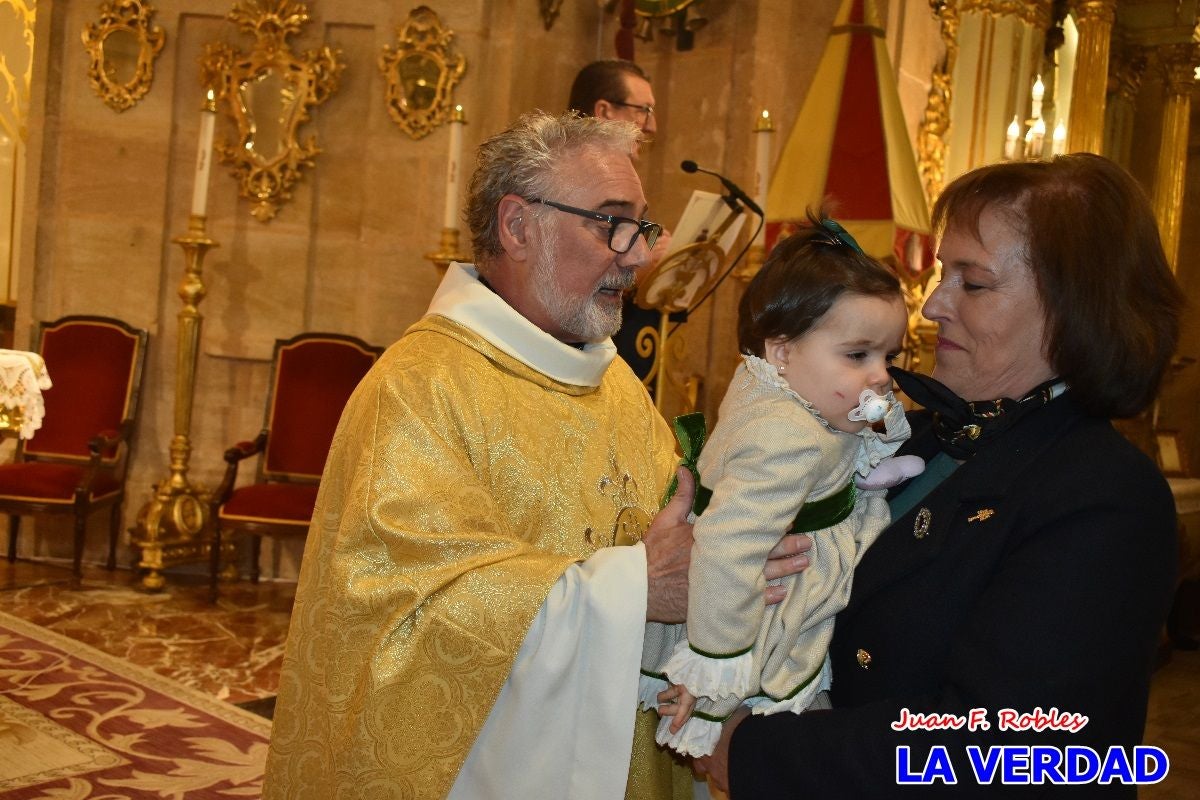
[[657, 682, 698, 733]]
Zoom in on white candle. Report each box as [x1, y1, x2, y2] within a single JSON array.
[[443, 105, 466, 229], [1004, 116, 1021, 160], [753, 108, 774, 246], [191, 90, 217, 217], [1051, 120, 1067, 156], [1031, 75, 1045, 121]]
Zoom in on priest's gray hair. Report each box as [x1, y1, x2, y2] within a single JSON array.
[[466, 111, 641, 272]]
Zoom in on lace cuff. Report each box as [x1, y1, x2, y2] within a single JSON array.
[[663, 638, 755, 701], [637, 672, 668, 712], [655, 713, 723, 758]]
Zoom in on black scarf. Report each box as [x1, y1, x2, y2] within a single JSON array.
[[888, 366, 1067, 460]]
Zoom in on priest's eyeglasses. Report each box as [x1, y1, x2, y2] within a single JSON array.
[[608, 100, 655, 126], [528, 198, 662, 254]]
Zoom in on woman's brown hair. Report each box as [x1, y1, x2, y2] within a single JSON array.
[[932, 153, 1183, 418]]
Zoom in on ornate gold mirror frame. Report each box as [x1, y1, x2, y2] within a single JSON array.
[[379, 6, 465, 140], [200, 0, 343, 221], [81, 0, 166, 112]]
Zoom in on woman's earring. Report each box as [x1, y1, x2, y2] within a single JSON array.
[[778, 365, 786, 375]]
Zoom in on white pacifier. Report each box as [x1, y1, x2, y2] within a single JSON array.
[[847, 388, 891, 423]]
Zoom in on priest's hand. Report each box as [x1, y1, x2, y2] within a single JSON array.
[[762, 532, 813, 605], [644, 467, 694, 623]]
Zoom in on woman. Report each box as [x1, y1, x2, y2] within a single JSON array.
[[705, 153, 1183, 797]]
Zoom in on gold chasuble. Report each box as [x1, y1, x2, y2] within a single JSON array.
[[263, 265, 689, 799]]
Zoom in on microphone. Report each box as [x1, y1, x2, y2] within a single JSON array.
[[680, 160, 764, 217]]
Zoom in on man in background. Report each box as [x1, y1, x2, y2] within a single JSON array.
[[569, 58, 659, 139], [570, 59, 671, 392]]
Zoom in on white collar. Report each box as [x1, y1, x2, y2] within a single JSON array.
[[424, 263, 618, 388]]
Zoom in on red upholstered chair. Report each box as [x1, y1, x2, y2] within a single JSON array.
[[0, 315, 149, 579], [209, 332, 383, 600]]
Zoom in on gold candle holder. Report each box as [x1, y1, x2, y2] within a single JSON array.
[[424, 226, 470, 273], [133, 214, 218, 591]]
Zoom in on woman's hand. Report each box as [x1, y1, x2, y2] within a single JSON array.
[[763, 533, 812, 605], [694, 704, 752, 794]]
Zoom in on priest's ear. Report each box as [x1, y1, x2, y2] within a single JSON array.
[[497, 194, 532, 262]]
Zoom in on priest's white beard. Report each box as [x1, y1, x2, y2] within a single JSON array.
[[532, 221, 632, 342]]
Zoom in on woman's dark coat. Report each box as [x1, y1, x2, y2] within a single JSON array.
[[730, 394, 1177, 797]]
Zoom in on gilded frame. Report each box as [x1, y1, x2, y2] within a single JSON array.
[[200, 0, 343, 222], [539, 0, 565, 30], [81, 0, 166, 113], [379, 6, 466, 140]]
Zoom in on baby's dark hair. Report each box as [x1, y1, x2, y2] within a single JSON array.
[[737, 210, 902, 357]]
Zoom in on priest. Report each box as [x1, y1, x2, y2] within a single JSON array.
[[263, 111, 810, 799]]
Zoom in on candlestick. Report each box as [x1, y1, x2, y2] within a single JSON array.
[[443, 105, 466, 229], [191, 90, 217, 217], [753, 109, 774, 249], [1004, 116, 1022, 160], [1025, 116, 1046, 160], [134, 213, 218, 590]]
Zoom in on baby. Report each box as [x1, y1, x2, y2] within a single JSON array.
[[639, 212, 922, 756]]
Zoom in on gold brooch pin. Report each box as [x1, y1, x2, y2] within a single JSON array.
[[913, 507, 932, 539], [967, 509, 995, 523]]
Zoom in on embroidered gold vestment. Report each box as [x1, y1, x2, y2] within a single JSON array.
[[262, 308, 682, 798]]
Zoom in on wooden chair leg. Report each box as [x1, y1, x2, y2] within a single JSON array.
[[72, 509, 86, 580], [251, 535, 262, 583], [106, 503, 121, 571], [210, 524, 222, 604], [7, 516, 17, 562]]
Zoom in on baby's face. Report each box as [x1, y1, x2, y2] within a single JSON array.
[[766, 293, 907, 433]]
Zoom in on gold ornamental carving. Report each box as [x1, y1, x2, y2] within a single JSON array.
[[917, 0, 959, 204], [81, 0, 166, 112], [539, 0, 565, 30], [0, 0, 35, 142], [379, 6, 466, 140], [200, 0, 344, 222], [955, 0, 1050, 29], [1111, 46, 1148, 104]]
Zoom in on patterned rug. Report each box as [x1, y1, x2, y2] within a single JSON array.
[[0, 609, 272, 799]]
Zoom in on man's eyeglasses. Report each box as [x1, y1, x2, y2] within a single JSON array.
[[607, 100, 655, 126], [528, 198, 662, 254]]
